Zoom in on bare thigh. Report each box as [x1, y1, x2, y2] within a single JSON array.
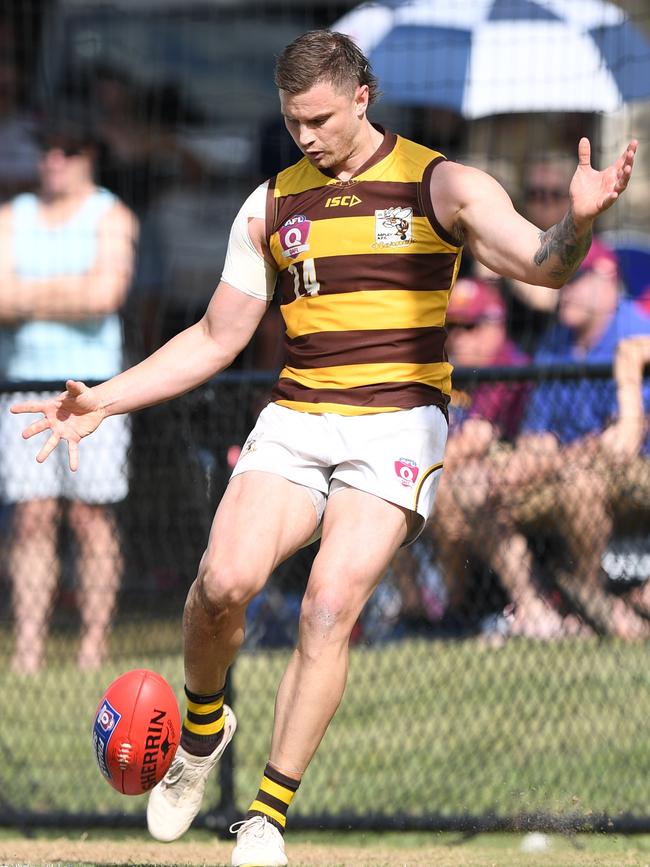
[[302, 486, 411, 627], [202, 470, 321, 590]]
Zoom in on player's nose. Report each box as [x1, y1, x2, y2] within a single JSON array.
[[296, 125, 316, 148]]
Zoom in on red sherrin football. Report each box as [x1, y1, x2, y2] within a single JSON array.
[[92, 669, 181, 796]]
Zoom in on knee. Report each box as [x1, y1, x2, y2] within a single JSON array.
[[12, 500, 58, 542], [299, 585, 355, 645], [68, 502, 113, 537], [195, 555, 262, 616]]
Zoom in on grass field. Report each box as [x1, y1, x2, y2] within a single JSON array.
[[2, 828, 650, 866], [1, 619, 649, 825]]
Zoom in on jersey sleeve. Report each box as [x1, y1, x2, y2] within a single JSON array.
[[221, 181, 277, 302]]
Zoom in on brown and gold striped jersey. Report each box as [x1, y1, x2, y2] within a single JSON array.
[[265, 127, 462, 417]]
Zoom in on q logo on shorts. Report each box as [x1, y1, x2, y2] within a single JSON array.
[[394, 458, 419, 487]]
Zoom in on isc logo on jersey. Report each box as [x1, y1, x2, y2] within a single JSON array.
[[325, 195, 361, 208]]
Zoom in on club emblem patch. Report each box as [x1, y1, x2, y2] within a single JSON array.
[[395, 458, 419, 487], [375, 206, 413, 247], [279, 214, 312, 259], [93, 699, 121, 781]]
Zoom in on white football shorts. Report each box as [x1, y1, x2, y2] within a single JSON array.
[[231, 402, 447, 544], [0, 392, 130, 504]]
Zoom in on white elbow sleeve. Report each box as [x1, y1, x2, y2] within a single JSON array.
[[221, 181, 276, 303]]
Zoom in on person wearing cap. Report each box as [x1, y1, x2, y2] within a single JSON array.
[[0, 117, 138, 673], [488, 238, 650, 639], [430, 277, 574, 638], [445, 276, 529, 441]]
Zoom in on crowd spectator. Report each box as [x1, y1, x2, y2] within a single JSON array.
[[507, 153, 575, 315], [428, 277, 542, 632], [0, 21, 40, 200], [596, 335, 650, 617], [0, 118, 138, 673], [471, 153, 576, 356], [90, 66, 205, 219], [486, 239, 650, 639]]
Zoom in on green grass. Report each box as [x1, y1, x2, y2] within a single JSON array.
[[1, 621, 649, 823], [3, 828, 650, 866]]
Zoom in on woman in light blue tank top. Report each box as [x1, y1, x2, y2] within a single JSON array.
[[0, 121, 138, 674], [6, 187, 124, 382]]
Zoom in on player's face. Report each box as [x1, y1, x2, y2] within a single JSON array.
[[280, 80, 369, 174]]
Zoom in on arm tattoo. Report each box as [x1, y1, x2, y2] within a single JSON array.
[[533, 207, 592, 282]]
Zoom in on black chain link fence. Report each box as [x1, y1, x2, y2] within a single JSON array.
[[1, 364, 649, 833], [2, 0, 650, 837]]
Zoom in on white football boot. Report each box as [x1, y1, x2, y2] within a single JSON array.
[[230, 815, 288, 866], [147, 704, 237, 842]]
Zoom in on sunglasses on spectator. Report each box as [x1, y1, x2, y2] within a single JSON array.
[[39, 143, 86, 157], [524, 186, 568, 204]]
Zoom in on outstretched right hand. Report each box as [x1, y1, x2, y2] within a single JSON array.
[[10, 379, 106, 471]]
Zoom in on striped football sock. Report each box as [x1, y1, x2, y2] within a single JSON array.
[[246, 763, 301, 834], [180, 685, 226, 757]]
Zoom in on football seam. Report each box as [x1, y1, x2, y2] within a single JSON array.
[[122, 669, 148, 793]]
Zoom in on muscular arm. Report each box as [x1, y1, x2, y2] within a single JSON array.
[[432, 162, 590, 289], [432, 138, 636, 290], [0, 202, 138, 321], [85, 211, 272, 415], [94, 281, 269, 417]]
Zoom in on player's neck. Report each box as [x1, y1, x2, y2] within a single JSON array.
[[333, 121, 384, 181]]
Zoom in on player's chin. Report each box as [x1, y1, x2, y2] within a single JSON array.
[[307, 149, 336, 168]]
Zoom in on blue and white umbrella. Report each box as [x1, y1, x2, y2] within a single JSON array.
[[334, 0, 650, 118]]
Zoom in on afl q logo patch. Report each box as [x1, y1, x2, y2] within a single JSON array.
[[279, 214, 312, 259], [93, 698, 122, 781], [395, 458, 419, 487], [98, 702, 117, 732]]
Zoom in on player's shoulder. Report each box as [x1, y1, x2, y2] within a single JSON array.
[[394, 132, 444, 163], [430, 158, 503, 206], [432, 157, 490, 184], [273, 155, 321, 196]]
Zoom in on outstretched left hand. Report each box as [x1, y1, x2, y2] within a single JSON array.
[[569, 138, 636, 226], [10, 379, 106, 471]]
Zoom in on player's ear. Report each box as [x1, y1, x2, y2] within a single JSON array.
[[354, 84, 369, 118]]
